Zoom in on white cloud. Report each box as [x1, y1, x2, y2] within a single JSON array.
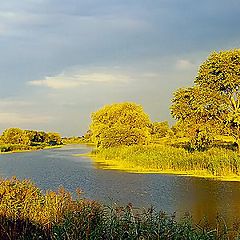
[[0, 99, 32, 108], [0, 112, 52, 125], [0, 10, 47, 36], [0, 11, 41, 24], [176, 59, 195, 70], [28, 70, 132, 89], [0, 23, 7, 35]]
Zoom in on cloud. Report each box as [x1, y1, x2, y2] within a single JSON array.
[[0, 99, 33, 108], [176, 59, 195, 70], [0, 23, 7, 35], [0, 9, 49, 37], [0, 112, 52, 125], [28, 70, 132, 89]]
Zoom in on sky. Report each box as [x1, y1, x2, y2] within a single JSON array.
[[0, 0, 240, 136]]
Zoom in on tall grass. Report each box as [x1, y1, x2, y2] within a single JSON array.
[[0, 178, 238, 239], [92, 145, 240, 177]]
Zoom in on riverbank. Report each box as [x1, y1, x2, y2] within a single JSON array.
[[0, 177, 237, 239], [89, 144, 240, 182], [0, 144, 62, 154]]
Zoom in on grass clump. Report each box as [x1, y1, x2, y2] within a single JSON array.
[[1, 177, 238, 239], [0, 177, 102, 240], [92, 145, 240, 177]]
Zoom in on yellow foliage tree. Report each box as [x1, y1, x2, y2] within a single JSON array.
[[150, 121, 173, 140], [1, 128, 30, 145], [90, 102, 151, 147], [171, 49, 240, 151]]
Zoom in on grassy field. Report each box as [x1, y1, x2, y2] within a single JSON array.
[[91, 144, 240, 180], [0, 177, 238, 240]]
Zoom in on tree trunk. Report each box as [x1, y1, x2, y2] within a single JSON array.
[[236, 139, 240, 154]]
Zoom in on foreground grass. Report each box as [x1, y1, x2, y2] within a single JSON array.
[[91, 145, 240, 180], [0, 177, 239, 240]]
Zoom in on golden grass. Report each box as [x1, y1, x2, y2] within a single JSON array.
[[90, 144, 240, 181]]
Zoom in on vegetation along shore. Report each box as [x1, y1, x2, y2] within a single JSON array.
[[2, 50, 240, 180], [0, 177, 239, 240], [0, 128, 62, 153], [82, 49, 240, 180]]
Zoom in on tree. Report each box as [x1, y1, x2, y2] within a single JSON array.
[[90, 102, 151, 147], [25, 130, 48, 143], [171, 49, 240, 151], [46, 132, 62, 145], [1, 128, 30, 145], [150, 121, 173, 140]]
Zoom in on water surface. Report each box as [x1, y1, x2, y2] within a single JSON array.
[[1, 144, 240, 225]]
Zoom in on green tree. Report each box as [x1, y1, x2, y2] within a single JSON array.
[[1, 128, 30, 145], [171, 49, 240, 151], [25, 130, 48, 143], [90, 102, 151, 147], [46, 132, 62, 145], [150, 121, 173, 140]]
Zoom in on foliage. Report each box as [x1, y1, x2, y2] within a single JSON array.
[[62, 131, 94, 145], [171, 121, 189, 138], [0, 177, 102, 240], [0, 177, 237, 239], [99, 125, 151, 148], [171, 49, 240, 150], [150, 121, 173, 140], [90, 102, 151, 148], [25, 130, 48, 143], [46, 132, 62, 145], [188, 126, 214, 152], [1, 128, 30, 145], [0, 128, 62, 152]]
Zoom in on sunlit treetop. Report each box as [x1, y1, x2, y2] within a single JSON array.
[[195, 49, 240, 93], [91, 102, 151, 129], [90, 102, 151, 147], [171, 49, 240, 145]]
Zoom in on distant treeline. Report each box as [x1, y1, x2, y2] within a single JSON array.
[[62, 130, 93, 145], [0, 128, 62, 152]]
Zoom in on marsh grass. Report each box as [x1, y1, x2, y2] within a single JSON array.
[[1, 178, 238, 239], [92, 145, 240, 177]]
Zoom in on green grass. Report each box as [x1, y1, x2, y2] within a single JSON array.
[[92, 144, 240, 178], [0, 177, 238, 239]]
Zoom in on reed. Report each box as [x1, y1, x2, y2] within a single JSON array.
[[0, 177, 238, 239], [92, 145, 240, 177]]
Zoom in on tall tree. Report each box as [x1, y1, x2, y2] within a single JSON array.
[[90, 102, 151, 148], [171, 49, 240, 150]]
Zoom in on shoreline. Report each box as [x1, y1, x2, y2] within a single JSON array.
[[0, 145, 62, 154], [86, 154, 240, 182]]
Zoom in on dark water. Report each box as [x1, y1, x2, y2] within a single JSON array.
[[1, 144, 240, 224]]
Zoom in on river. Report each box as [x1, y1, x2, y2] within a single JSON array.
[[1, 144, 240, 225]]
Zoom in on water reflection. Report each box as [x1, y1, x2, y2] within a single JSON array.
[[1, 144, 240, 225]]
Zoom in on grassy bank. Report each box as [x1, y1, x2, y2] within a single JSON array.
[[0, 143, 62, 154], [0, 177, 238, 240], [91, 145, 240, 180]]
